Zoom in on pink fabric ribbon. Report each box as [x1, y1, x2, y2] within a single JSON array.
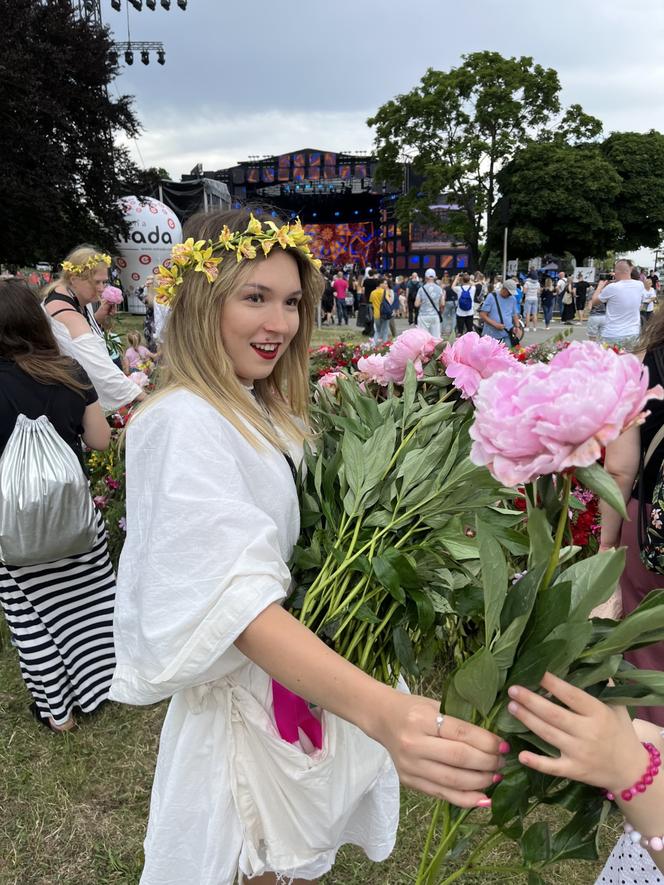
[[271, 679, 323, 749]]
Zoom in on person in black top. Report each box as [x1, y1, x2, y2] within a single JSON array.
[[573, 273, 590, 321], [0, 279, 115, 734], [598, 311, 664, 725]]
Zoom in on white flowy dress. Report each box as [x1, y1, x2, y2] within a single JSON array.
[[109, 390, 400, 885]]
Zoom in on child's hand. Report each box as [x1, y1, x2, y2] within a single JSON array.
[[508, 671, 648, 795]]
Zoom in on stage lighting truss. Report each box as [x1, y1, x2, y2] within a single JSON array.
[[111, 0, 121, 9], [114, 41, 165, 67]]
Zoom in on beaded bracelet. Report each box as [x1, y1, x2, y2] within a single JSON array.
[[624, 822, 664, 853], [603, 741, 661, 802]]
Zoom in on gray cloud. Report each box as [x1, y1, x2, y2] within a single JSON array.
[[107, 0, 664, 177]]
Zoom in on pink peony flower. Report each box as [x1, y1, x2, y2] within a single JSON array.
[[318, 370, 345, 391], [356, 353, 389, 385], [131, 371, 150, 389], [383, 328, 440, 384], [470, 341, 664, 486], [101, 285, 123, 305], [442, 332, 519, 400]]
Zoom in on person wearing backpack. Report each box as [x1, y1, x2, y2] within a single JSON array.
[[0, 279, 114, 733], [415, 269, 443, 338], [452, 272, 475, 335], [597, 311, 664, 727]]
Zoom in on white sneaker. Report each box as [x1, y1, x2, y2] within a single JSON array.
[[533, 327, 537, 331]]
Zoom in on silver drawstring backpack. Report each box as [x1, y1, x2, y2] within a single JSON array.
[[0, 414, 98, 567]]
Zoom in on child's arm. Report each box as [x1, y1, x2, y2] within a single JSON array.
[[509, 671, 664, 871]]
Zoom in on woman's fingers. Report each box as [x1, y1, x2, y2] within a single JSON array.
[[436, 711, 505, 757], [399, 756, 495, 793], [404, 775, 492, 809]]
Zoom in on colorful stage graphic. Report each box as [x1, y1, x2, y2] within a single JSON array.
[[303, 222, 378, 267]]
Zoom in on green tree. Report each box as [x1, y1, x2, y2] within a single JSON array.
[[494, 141, 623, 262], [367, 52, 601, 268], [0, 0, 142, 266], [600, 131, 664, 250]]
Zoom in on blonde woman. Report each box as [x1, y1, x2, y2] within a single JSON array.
[[109, 209, 507, 885], [43, 245, 143, 411]]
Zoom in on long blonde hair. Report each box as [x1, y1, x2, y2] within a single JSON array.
[[42, 243, 109, 297], [143, 208, 323, 449]]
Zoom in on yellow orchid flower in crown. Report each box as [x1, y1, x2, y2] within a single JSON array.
[[218, 225, 235, 250], [246, 214, 264, 236], [237, 239, 258, 261], [260, 239, 274, 257], [198, 261, 221, 284], [289, 220, 310, 247], [275, 225, 295, 250], [171, 238, 196, 267]]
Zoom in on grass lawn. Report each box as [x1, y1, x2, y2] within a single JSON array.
[[0, 318, 617, 884]]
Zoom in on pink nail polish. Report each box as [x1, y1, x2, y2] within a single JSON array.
[[476, 798, 492, 808], [508, 701, 518, 715], [492, 773, 503, 784], [499, 741, 511, 754]]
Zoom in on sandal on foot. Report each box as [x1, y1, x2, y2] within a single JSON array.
[[29, 702, 76, 734]]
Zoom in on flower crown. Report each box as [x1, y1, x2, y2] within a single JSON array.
[[153, 214, 322, 307], [62, 253, 112, 275]]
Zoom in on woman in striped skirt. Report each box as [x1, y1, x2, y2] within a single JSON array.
[[0, 280, 115, 733]]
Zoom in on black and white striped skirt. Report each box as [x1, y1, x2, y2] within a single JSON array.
[[0, 511, 116, 727]]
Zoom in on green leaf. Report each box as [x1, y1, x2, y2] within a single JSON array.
[[341, 432, 364, 498], [526, 506, 553, 569], [520, 583, 572, 650], [407, 588, 436, 633], [476, 518, 508, 644], [490, 765, 530, 826], [521, 820, 551, 865], [382, 548, 421, 589], [575, 462, 628, 519], [494, 565, 546, 671], [444, 679, 474, 719], [582, 593, 664, 660], [401, 360, 418, 424], [567, 655, 622, 690], [453, 647, 500, 717], [527, 872, 546, 885], [560, 548, 626, 621], [392, 625, 418, 676], [545, 620, 594, 678], [372, 555, 406, 604], [549, 808, 601, 862], [361, 419, 397, 493], [355, 603, 381, 625], [507, 639, 567, 689]]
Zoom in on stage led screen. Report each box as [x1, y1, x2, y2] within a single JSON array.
[[304, 222, 378, 267], [309, 151, 321, 167], [261, 167, 275, 183], [246, 167, 259, 184]]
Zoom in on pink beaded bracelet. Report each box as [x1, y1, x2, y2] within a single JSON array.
[[624, 822, 664, 853], [603, 741, 661, 803]]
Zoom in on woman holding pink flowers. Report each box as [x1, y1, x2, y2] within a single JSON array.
[[109, 209, 508, 885]]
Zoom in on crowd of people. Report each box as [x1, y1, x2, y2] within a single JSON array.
[[319, 261, 661, 352], [1, 223, 664, 884]]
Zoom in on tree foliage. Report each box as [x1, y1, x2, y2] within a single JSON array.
[[600, 131, 664, 251], [0, 0, 142, 265], [494, 142, 623, 261], [497, 132, 664, 261], [368, 52, 601, 268]]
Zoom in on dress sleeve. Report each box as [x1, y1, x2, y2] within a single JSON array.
[[110, 399, 292, 704], [63, 332, 141, 412]]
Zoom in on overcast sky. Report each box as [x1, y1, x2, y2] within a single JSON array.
[[110, 0, 664, 181]]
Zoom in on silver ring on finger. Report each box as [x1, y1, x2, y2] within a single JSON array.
[[436, 713, 445, 737]]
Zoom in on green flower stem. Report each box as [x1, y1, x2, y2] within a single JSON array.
[[417, 800, 443, 882], [540, 472, 573, 593], [358, 601, 400, 671], [440, 863, 529, 884], [418, 808, 471, 884], [332, 585, 381, 640]]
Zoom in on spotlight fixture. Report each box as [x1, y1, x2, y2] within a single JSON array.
[[111, 0, 121, 8], [141, 49, 150, 64], [128, 0, 143, 8], [177, 0, 187, 8], [146, 0, 157, 7], [124, 49, 134, 65], [156, 49, 166, 64], [160, 0, 171, 7]]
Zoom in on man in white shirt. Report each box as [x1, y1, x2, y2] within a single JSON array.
[[415, 269, 443, 338], [591, 259, 645, 348], [555, 272, 567, 319]]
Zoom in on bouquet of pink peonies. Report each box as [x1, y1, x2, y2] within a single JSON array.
[[291, 329, 664, 882]]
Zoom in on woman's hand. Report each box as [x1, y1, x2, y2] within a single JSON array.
[[507, 671, 646, 793], [374, 691, 506, 808]]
